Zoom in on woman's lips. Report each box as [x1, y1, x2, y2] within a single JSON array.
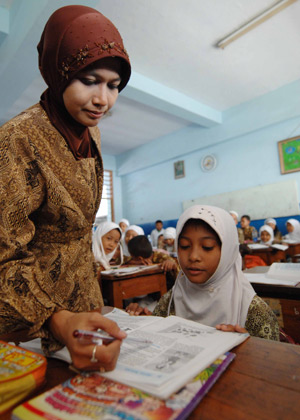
[[86, 110, 104, 119]]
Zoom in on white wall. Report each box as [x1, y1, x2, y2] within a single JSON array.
[[101, 154, 123, 223]]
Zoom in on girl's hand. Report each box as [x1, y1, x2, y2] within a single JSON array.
[[215, 324, 248, 334], [125, 303, 153, 316], [159, 260, 177, 272], [49, 310, 127, 371]]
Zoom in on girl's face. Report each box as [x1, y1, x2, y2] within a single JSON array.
[[125, 229, 138, 245], [119, 222, 127, 232], [286, 222, 294, 233], [267, 222, 276, 230], [63, 60, 121, 127], [164, 238, 174, 246], [178, 223, 221, 284], [102, 229, 121, 254], [260, 230, 271, 243]]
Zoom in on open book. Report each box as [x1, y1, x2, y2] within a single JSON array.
[[101, 265, 158, 276], [18, 309, 247, 400], [266, 263, 300, 281], [12, 353, 235, 420], [100, 312, 247, 399]]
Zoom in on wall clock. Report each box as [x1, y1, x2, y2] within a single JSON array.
[[201, 155, 217, 172]]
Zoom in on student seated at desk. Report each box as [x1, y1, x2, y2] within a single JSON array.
[[282, 219, 300, 243], [162, 227, 176, 253], [118, 218, 129, 240], [258, 225, 274, 245], [126, 205, 279, 341], [92, 222, 123, 270], [122, 225, 145, 256], [264, 218, 282, 243], [239, 215, 258, 244]]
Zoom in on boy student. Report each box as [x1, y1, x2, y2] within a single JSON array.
[[239, 215, 258, 244], [126, 205, 279, 341], [150, 220, 165, 247], [125, 235, 178, 289]]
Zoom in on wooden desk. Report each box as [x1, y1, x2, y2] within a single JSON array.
[[286, 242, 300, 262], [244, 266, 300, 343], [3, 337, 300, 420], [100, 265, 167, 308], [248, 246, 287, 265]]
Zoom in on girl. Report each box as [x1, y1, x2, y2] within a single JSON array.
[[264, 217, 282, 243], [93, 222, 123, 270], [283, 219, 300, 243], [127, 205, 279, 341], [163, 227, 176, 252], [0, 5, 131, 371], [122, 225, 145, 257], [258, 224, 274, 245]]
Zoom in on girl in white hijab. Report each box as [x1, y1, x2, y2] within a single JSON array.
[[122, 225, 145, 257], [258, 224, 274, 246], [283, 218, 300, 243], [163, 227, 176, 252], [92, 222, 123, 270], [127, 205, 279, 340]]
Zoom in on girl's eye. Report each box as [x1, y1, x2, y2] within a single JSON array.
[[203, 246, 214, 251], [178, 244, 190, 250]]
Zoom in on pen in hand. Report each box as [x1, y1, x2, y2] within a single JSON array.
[[73, 329, 152, 345]]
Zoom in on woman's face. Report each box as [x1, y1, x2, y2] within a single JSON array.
[[178, 223, 221, 285], [286, 222, 294, 233], [63, 60, 121, 127], [260, 230, 271, 243], [125, 229, 138, 245], [101, 229, 121, 254]]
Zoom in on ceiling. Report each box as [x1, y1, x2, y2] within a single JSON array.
[[0, 0, 300, 155]]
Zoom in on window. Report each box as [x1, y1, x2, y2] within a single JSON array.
[[95, 169, 114, 223]]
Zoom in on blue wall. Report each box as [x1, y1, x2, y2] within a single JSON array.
[[105, 79, 300, 228]]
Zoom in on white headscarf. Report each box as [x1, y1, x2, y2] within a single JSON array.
[[229, 210, 239, 218], [119, 218, 129, 227], [264, 218, 276, 226], [169, 205, 255, 328], [284, 218, 300, 242], [259, 224, 274, 245], [163, 227, 176, 240], [92, 222, 122, 269], [122, 225, 145, 257]]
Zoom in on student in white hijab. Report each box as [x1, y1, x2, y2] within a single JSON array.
[[283, 218, 300, 243], [163, 227, 176, 252], [122, 225, 145, 257], [126, 205, 279, 341], [92, 222, 123, 270], [258, 224, 274, 246]]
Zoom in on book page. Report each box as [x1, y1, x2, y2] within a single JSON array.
[[102, 315, 248, 399], [247, 243, 269, 249], [244, 272, 300, 286], [266, 263, 300, 281], [101, 265, 157, 276]]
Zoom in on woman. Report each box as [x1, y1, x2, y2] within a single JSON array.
[[0, 5, 131, 371]]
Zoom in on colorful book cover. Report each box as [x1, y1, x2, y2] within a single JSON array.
[[0, 340, 47, 414], [12, 352, 235, 420]]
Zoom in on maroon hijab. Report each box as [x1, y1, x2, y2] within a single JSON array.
[[37, 5, 131, 159]]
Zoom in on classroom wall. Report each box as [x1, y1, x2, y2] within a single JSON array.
[[116, 79, 300, 225]]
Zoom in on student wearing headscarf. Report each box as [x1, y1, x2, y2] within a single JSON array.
[[126, 205, 279, 341], [122, 225, 145, 257], [282, 219, 300, 243], [92, 222, 123, 270], [162, 227, 176, 253], [264, 218, 282, 243], [0, 5, 131, 371], [119, 218, 130, 233], [258, 225, 274, 246]]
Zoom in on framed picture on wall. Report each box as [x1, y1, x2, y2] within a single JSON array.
[[278, 136, 300, 174], [174, 160, 185, 179]]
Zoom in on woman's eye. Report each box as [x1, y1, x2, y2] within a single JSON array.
[[108, 83, 119, 90], [80, 78, 96, 86]]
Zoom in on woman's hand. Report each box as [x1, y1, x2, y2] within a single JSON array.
[[159, 259, 177, 272], [125, 303, 153, 316], [215, 324, 248, 333], [49, 310, 127, 371]]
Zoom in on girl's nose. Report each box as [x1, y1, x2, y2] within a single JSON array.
[[189, 247, 201, 262]]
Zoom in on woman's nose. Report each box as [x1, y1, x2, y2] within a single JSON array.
[[92, 84, 108, 106]]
